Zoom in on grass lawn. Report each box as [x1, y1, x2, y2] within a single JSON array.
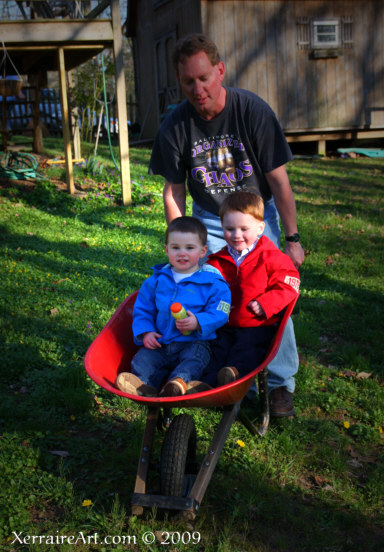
[[1, 138, 383, 551]]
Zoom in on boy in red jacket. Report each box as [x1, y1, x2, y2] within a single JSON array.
[[207, 191, 300, 387]]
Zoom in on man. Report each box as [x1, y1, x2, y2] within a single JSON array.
[[149, 33, 304, 416]]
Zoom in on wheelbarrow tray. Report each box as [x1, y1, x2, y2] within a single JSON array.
[[84, 291, 298, 408]]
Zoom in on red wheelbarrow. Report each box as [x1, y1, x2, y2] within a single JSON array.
[[84, 291, 298, 520]]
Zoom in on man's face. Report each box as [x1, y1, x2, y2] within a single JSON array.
[[177, 51, 226, 120]]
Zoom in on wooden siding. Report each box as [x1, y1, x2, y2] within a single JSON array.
[[200, 0, 384, 132], [132, 0, 202, 137]]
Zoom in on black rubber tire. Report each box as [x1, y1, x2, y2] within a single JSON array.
[[160, 413, 197, 497]]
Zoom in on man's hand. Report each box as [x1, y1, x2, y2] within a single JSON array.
[[284, 241, 305, 269], [142, 332, 162, 349], [175, 311, 199, 333], [247, 300, 266, 317]]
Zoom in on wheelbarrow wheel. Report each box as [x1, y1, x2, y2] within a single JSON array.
[[160, 413, 197, 497]]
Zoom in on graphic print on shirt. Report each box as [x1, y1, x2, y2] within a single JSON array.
[[190, 133, 254, 198]]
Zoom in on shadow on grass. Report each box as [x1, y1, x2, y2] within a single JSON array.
[[203, 456, 384, 552]]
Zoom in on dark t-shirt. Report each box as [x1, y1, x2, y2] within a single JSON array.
[[149, 87, 293, 216]]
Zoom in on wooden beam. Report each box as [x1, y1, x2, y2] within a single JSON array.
[[58, 48, 74, 196], [86, 0, 111, 19], [111, 0, 131, 205], [285, 130, 384, 143], [0, 20, 114, 44]]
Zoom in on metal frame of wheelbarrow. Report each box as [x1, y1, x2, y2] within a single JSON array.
[[84, 291, 298, 520]]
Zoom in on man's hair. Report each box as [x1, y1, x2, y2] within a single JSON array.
[[165, 216, 207, 245], [173, 33, 221, 71], [219, 191, 264, 222]]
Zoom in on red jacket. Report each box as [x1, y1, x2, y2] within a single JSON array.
[[207, 236, 300, 328]]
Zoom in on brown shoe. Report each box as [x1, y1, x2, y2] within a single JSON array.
[[186, 380, 212, 394], [269, 387, 295, 417], [160, 377, 187, 397], [217, 366, 239, 387], [115, 372, 157, 397]]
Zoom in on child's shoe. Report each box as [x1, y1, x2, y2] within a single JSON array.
[[115, 372, 157, 396], [186, 380, 212, 394], [217, 366, 239, 386], [160, 377, 187, 396]]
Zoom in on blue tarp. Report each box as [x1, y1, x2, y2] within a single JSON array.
[[337, 148, 384, 158]]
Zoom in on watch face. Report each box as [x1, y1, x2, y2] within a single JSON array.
[[287, 233, 300, 242]]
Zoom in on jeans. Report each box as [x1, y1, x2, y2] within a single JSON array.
[[205, 325, 277, 386], [131, 341, 211, 390], [192, 198, 299, 392]]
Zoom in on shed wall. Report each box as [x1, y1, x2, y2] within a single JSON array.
[[201, 0, 384, 132]]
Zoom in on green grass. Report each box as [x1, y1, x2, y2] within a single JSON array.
[[1, 139, 383, 551]]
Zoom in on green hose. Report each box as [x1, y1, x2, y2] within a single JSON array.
[[0, 151, 46, 180], [101, 54, 120, 172]]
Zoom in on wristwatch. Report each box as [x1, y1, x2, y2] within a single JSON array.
[[285, 233, 300, 243]]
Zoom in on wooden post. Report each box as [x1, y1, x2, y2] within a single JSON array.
[[1, 95, 7, 151], [111, 0, 131, 205], [32, 72, 44, 154], [318, 139, 326, 157], [58, 47, 74, 195], [68, 70, 81, 160]]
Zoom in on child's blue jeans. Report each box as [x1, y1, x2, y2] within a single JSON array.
[[131, 341, 211, 390]]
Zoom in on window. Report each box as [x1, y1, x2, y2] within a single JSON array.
[[311, 20, 340, 49], [297, 17, 353, 51]]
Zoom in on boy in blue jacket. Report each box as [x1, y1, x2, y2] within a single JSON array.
[[115, 216, 231, 397]]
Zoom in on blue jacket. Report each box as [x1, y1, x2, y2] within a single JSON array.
[[132, 263, 231, 345]]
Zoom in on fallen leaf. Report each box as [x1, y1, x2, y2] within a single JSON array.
[[340, 370, 356, 378], [356, 372, 372, 380], [326, 256, 334, 265], [348, 446, 376, 464], [50, 307, 59, 317], [312, 475, 329, 487], [49, 450, 69, 457], [348, 458, 363, 468]]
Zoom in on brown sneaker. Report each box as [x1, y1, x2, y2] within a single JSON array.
[[186, 380, 212, 394], [217, 366, 239, 386], [115, 372, 157, 397], [269, 387, 295, 417], [160, 377, 187, 397]]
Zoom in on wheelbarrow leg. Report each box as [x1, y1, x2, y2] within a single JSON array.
[[238, 368, 270, 437], [131, 406, 159, 515], [185, 400, 242, 519]]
